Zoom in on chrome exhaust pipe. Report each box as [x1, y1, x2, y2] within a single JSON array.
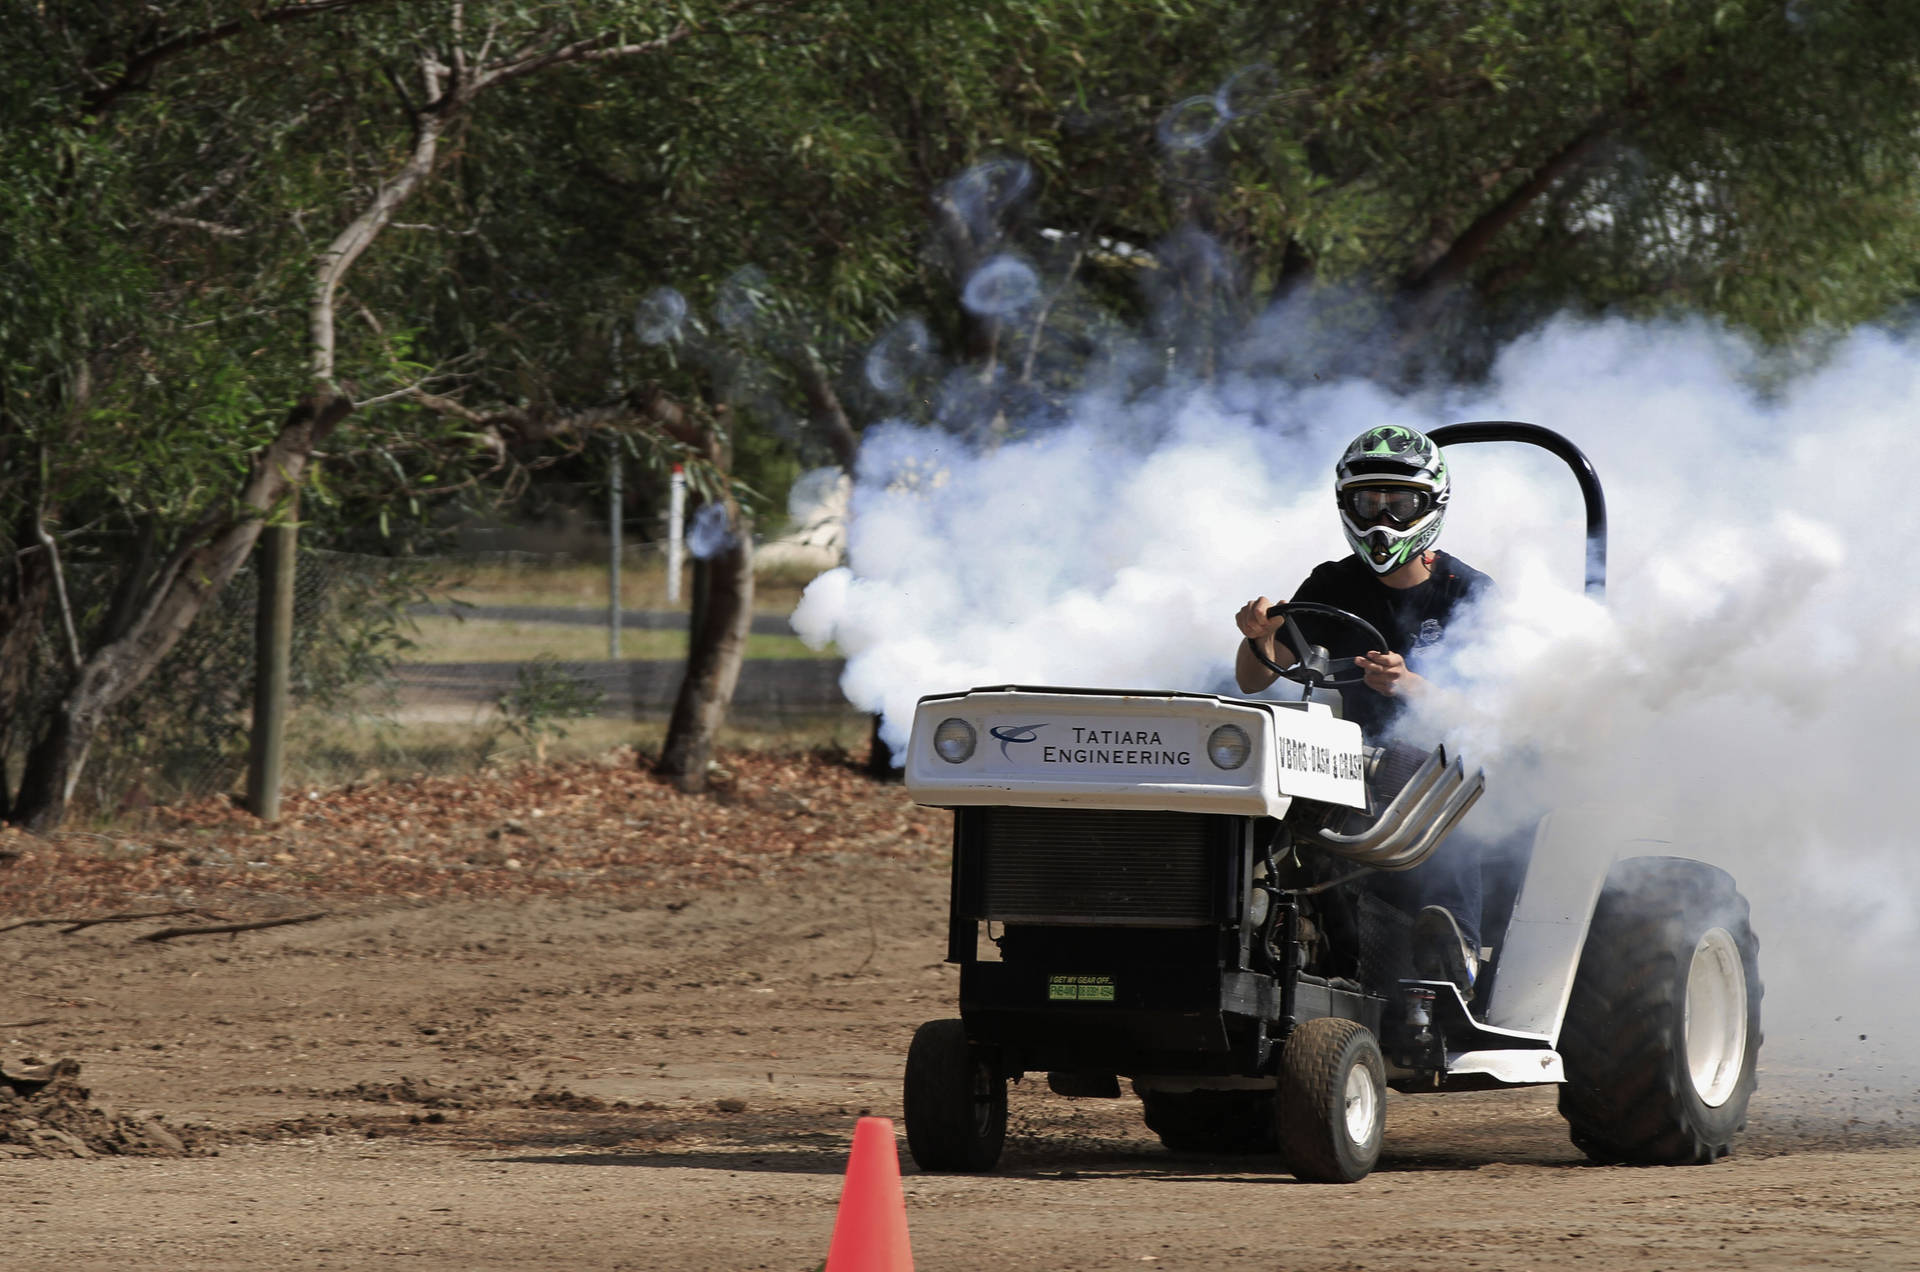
[[1310, 744, 1485, 871]]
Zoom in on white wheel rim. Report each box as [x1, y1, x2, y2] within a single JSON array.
[[1685, 927, 1749, 1107], [1342, 1063, 1379, 1145]]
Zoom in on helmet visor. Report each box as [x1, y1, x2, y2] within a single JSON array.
[[1341, 485, 1432, 527]]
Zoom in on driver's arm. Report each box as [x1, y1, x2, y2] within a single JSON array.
[[1234, 595, 1290, 693]]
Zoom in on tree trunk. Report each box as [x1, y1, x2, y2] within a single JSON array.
[[11, 699, 93, 832], [656, 503, 754, 792], [10, 392, 351, 831], [0, 525, 51, 822], [798, 354, 859, 473]]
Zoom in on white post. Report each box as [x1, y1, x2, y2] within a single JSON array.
[[666, 463, 686, 604], [608, 436, 622, 659]]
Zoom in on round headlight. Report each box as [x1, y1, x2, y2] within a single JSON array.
[[1207, 723, 1251, 770], [933, 717, 976, 763]]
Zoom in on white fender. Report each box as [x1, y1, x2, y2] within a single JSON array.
[[1482, 806, 1676, 1041]]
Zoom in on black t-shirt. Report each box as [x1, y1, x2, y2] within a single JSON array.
[[1284, 550, 1494, 738]]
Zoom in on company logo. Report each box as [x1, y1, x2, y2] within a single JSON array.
[[988, 723, 1046, 759]]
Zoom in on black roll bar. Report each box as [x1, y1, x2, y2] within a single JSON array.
[[1427, 420, 1607, 599]]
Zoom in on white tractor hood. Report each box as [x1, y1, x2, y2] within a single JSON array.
[[904, 687, 1368, 818]]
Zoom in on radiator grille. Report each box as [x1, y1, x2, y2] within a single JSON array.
[[976, 807, 1216, 926]]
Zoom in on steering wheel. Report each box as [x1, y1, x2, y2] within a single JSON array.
[[1245, 601, 1390, 692]]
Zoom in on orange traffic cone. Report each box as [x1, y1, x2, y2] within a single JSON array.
[[824, 1116, 914, 1271]]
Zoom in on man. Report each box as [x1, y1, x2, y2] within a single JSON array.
[[1233, 424, 1493, 994]]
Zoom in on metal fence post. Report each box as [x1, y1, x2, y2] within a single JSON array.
[[666, 463, 686, 604], [609, 436, 622, 659], [245, 493, 297, 820]]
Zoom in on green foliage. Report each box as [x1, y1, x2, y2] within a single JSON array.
[[35, 551, 427, 812], [1228, 1, 1920, 341], [494, 655, 606, 762], [11, 0, 1920, 813]]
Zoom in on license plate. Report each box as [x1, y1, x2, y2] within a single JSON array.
[[1048, 975, 1115, 1002]]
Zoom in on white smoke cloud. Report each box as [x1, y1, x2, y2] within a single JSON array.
[[791, 314, 1920, 1086]]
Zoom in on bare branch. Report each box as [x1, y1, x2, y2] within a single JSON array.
[[474, 0, 794, 88], [33, 527, 81, 678], [1401, 114, 1617, 299], [410, 393, 630, 443], [0, 909, 223, 935], [141, 912, 328, 942], [450, 0, 468, 85], [475, 15, 502, 67], [161, 155, 251, 217], [797, 354, 859, 472], [1022, 233, 1093, 385], [407, 388, 488, 425], [32, 451, 82, 678], [390, 221, 480, 236], [355, 371, 452, 410], [310, 54, 456, 387], [153, 212, 247, 238], [382, 62, 422, 127], [409, 382, 712, 455], [82, 0, 395, 118]]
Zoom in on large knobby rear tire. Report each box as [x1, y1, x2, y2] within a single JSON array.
[[1558, 857, 1763, 1165], [903, 1018, 1007, 1172], [1275, 1017, 1386, 1183], [1137, 1087, 1279, 1155]]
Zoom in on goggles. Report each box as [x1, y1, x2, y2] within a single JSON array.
[[1341, 485, 1432, 526]]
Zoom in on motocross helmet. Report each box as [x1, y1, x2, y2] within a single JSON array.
[[1335, 425, 1450, 575]]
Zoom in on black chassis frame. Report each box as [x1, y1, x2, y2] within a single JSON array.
[[944, 808, 1544, 1092], [946, 807, 1401, 1083]]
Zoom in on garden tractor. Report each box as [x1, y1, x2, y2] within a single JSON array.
[[898, 422, 1762, 1182]]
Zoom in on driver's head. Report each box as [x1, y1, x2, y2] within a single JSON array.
[[1335, 425, 1451, 575]]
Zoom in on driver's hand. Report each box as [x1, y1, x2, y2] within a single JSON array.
[[1235, 596, 1286, 645], [1356, 650, 1427, 698]]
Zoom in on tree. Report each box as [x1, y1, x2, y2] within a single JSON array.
[[457, 0, 1920, 770], [396, 0, 1248, 785], [12, 0, 1920, 826], [1210, 3, 1920, 357], [1, 0, 806, 828]]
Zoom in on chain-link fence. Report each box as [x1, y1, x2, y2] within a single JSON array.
[[35, 550, 430, 813], [394, 549, 843, 722], [13, 546, 854, 815]]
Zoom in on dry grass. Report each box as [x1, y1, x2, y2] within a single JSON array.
[[281, 711, 875, 792], [434, 554, 820, 615], [402, 615, 830, 663]]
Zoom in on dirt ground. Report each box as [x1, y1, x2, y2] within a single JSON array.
[[3, 752, 1918, 1271]]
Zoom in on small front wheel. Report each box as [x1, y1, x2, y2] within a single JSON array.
[[1275, 1017, 1386, 1183], [903, 1018, 1006, 1172]]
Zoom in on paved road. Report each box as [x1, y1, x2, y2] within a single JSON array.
[[409, 603, 798, 636]]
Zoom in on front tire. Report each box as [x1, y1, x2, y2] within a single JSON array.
[[1275, 1017, 1386, 1183], [903, 1019, 1007, 1171], [1558, 857, 1763, 1164]]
